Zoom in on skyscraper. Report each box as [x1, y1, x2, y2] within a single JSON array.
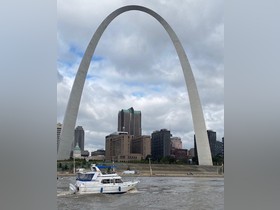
[[118, 107, 141, 137], [151, 129, 172, 160], [215, 140, 223, 156], [207, 130, 217, 158], [74, 126, 84, 151]]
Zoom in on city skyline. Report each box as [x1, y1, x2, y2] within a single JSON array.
[[57, 0, 224, 152]]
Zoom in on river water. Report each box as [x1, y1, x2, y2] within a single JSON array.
[[57, 176, 224, 210]]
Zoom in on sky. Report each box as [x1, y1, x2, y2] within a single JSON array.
[[57, 0, 224, 153]]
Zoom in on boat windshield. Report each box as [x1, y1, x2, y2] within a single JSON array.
[[76, 173, 94, 181]]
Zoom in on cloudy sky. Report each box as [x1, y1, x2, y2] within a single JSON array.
[[57, 0, 224, 152]]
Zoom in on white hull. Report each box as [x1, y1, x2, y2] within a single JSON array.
[[71, 181, 139, 194]]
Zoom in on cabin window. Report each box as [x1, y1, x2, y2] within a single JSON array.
[[76, 173, 94, 181], [115, 179, 123, 183], [101, 179, 111, 184]]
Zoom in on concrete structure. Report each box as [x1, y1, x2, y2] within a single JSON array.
[[57, 5, 212, 165], [207, 130, 216, 158], [117, 154, 142, 162], [151, 129, 171, 160], [118, 107, 141, 136], [194, 130, 217, 162], [57, 123, 62, 153]]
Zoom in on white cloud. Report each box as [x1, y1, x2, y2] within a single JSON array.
[[57, 0, 224, 152]]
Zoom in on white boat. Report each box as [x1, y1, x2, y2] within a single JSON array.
[[122, 170, 136, 174], [69, 164, 139, 194]]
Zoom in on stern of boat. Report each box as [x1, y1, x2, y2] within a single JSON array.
[[69, 183, 78, 194]]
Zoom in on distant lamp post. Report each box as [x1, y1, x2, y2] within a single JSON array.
[[73, 155, 75, 174], [149, 158, 153, 176]]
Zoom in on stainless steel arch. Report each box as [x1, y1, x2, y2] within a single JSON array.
[[57, 5, 213, 165]]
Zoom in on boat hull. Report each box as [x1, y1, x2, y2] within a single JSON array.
[[70, 181, 139, 194]]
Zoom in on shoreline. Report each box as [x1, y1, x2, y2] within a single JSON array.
[[57, 172, 224, 178], [57, 163, 224, 178]]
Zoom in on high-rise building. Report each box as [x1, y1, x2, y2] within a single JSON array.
[[131, 135, 151, 159], [74, 126, 84, 151], [215, 140, 223, 156], [57, 123, 62, 153], [105, 131, 142, 162], [170, 137, 185, 160], [207, 130, 217, 158], [171, 137, 182, 149], [151, 129, 172, 160], [118, 107, 141, 137]]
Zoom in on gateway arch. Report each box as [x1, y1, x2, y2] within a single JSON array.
[[58, 5, 213, 165]]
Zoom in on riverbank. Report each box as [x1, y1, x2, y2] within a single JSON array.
[[57, 173, 224, 178], [57, 163, 224, 178]]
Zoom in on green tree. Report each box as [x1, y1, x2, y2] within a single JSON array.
[[212, 154, 224, 165], [192, 157, 198, 165], [63, 164, 69, 171]]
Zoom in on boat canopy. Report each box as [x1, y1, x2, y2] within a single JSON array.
[[96, 165, 116, 169]]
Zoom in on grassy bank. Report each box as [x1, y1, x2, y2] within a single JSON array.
[[57, 163, 224, 177]]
